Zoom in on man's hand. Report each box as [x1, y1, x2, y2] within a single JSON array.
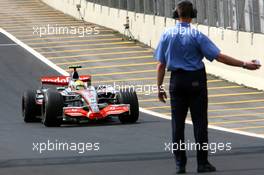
[[158, 87, 167, 103], [244, 60, 261, 70]]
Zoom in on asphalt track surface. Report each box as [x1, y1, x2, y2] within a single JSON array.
[[1, 0, 264, 135], [1, 32, 264, 175]]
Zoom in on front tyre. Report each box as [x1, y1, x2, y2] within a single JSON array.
[[22, 90, 38, 122], [42, 91, 64, 127], [117, 89, 139, 123]]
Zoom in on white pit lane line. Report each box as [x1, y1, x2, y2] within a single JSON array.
[[1, 27, 264, 140]]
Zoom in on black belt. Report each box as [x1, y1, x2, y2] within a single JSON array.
[[171, 67, 205, 74]]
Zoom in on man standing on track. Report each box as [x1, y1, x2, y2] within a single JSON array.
[[155, 0, 261, 174]]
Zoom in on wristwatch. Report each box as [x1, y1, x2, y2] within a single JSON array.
[[242, 62, 247, 69]]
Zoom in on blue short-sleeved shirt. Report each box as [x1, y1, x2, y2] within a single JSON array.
[[154, 22, 221, 71]]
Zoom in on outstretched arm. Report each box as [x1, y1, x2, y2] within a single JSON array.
[[216, 53, 261, 70]]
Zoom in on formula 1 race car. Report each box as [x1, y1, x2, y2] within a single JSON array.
[[22, 65, 139, 127]]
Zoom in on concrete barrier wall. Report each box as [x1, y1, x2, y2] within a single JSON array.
[[42, 0, 264, 90]]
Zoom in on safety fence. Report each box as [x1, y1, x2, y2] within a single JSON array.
[[87, 0, 264, 33]]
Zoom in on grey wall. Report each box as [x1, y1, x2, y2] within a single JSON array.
[[86, 0, 264, 33]]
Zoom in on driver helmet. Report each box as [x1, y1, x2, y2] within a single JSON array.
[[73, 80, 85, 90]]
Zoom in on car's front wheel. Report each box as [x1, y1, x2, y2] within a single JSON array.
[[42, 91, 64, 127], [117, 89, 139, 123]]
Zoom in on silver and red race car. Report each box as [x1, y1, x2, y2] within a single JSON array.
[[22, 66, 139, 127]]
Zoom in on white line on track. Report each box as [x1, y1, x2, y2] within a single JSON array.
[[139, 108, 264, 139], [0, 28, 67, 76], [0, 44, 18, 46], [1, 27, 264, 140]]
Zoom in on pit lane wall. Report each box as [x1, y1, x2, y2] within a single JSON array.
[[42, 0, 264, 90]]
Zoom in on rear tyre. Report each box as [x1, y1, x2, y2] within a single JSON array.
[[22, 90, 38, 122], [42, 91, 64, 127], [117, 89, 139, 123]]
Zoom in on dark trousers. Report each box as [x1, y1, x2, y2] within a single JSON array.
[[169, 68, 208, 166]]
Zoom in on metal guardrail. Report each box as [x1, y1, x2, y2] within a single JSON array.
[[87, 0, 264, 34]]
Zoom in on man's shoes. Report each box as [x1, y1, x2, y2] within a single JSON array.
[[197, 162, 216, 173], [176, 166, 186, 174]]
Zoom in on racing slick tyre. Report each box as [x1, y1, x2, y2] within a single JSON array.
[[117, 89, 139, 123], [22, 90, 39, 122], [42, 91, 64, 127]]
